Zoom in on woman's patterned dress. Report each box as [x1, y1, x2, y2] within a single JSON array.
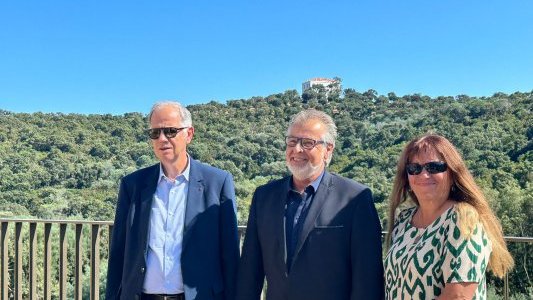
[[384, 206, 492, 300]]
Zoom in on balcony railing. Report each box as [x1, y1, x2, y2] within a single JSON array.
[[0, 218, 531, 300], [1, 219, 113, 300]]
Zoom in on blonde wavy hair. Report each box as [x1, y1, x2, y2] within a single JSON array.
[[386, 134, 514, 278]]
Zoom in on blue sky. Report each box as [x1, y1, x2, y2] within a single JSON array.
[[1, 1, 531, 114]]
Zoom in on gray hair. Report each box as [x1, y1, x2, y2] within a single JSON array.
[[147, 101, 192, 127], [287, 109, 337, 165]]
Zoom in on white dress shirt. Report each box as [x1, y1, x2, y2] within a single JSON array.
[[143, 160, 190, 294]]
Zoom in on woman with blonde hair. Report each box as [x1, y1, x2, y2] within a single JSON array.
[[384, 134, 513, 299]]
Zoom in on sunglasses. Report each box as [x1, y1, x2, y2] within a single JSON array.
[[147, 127, 188, 139], [406, 161, 448, 175]]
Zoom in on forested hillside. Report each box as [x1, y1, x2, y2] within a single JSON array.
[[0, 88, 531, 295]]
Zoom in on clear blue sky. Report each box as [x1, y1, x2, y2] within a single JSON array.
[[1, 1, 531, 114]]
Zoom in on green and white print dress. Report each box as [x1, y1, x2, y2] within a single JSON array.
[[384, 205, 492, 300]]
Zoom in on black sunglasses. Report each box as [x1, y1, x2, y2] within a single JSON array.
[[147, 127, 188, 139], [406, 161, 448, 175], [285, 136, 326, 150]]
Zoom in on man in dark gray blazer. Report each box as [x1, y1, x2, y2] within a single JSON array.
[[106, 101, 239, 300], [237, 109, 384, 300]]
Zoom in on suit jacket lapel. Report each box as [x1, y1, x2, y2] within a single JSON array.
[[183, 158, 205, 247], [292, 171, 332, 265], [139, 164, 160, 255]]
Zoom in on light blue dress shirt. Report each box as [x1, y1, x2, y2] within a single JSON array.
[[143, 159, 190, 294]]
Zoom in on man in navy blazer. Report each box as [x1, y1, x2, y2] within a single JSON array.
[[106, 101, 239, 300], [237, 109, 384, 300]]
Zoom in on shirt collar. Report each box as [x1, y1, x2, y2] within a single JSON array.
[[289, 170, 325, 194], [158, 154, 191, 182]]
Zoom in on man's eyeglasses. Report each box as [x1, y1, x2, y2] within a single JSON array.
[[285, 136, 326, 150], [406, 161, 448, 175], [147, 127, 188, 139]]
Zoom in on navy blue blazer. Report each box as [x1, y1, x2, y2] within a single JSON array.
[[106, 158, 239, 300], [236, 171, 384, 300]]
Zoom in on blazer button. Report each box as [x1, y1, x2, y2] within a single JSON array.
[[141, 267, 145, 273]]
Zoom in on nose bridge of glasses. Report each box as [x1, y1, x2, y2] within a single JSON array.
[[162, 127, 185, 138], [154, 128, 168, 140], [419, 166, 432, 175], [420, 162, 445, 175], [162, 127, 175, 137]]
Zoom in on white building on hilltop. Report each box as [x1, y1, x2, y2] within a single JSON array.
[[302, 77, 340, 94]]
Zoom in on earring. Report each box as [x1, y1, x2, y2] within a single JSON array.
[[451, 184, 456, 193]]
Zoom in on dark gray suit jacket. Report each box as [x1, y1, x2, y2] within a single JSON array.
[[237, 171, 384, 300], [106, 159, 239, 300]]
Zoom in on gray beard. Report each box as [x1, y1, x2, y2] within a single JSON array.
[[286, 161, 322, 181]]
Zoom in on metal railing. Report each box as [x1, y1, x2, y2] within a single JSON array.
[[1, 219, 113, 300], [0, 219, 531, 300]]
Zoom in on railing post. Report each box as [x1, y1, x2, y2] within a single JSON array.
[[29, 223, 37, 300], [91, 224, 101, 300], [504, 272, 509, 300], [108, 224, 113, 253], [75, 224, 83, 300], [44, 223, 52, 300], [1, 222, 9, 300], [15, 222, 23, 300], [59, 223, 68, 300]]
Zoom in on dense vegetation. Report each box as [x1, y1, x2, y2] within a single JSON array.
[[0, 87, 531, 298]]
